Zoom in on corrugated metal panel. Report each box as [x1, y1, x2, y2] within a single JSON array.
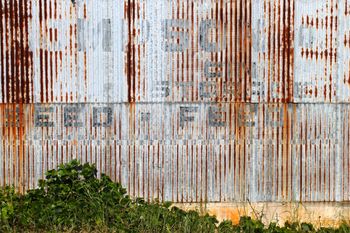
[[0, 0, 349, 203], [0, 103, 349, 202]]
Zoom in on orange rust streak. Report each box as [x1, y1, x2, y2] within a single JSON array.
[[125, 0, 136, 103], [1, 0, 33, 191]]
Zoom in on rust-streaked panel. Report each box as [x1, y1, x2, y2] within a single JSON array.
[[0, 103, 349, 202], [0, 0, 350, 204], [3, 1, 350, 103], [1, 0, 33, 103], [252, 0, 294, 102]]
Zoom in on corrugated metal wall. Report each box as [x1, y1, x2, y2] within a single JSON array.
[[0, 0, 349, 202]]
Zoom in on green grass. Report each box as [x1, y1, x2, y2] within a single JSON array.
[[0, 160, 349, 233]]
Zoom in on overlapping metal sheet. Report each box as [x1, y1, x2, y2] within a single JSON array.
[[0, 0, 349, 202]]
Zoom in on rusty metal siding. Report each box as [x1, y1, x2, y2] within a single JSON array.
[[0, 0, 33, 103], [252, 0, 294, 102], [0, 0, 349, 203], [0, 103, 349, 202], [294, 0, 338, 102]]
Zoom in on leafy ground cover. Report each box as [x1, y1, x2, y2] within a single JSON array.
[[0, 160, 349, 232]]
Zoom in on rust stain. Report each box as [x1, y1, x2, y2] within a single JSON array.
[[125, 0, 136, 103], [1, 0, 33, 103], [1, 0, 33, 192]]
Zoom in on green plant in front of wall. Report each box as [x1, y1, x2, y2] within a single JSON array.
[[0, 186, 22, 232], [0, 160, 220, 232], [18, 160, 133, 231], [0, 159, 350, 232]]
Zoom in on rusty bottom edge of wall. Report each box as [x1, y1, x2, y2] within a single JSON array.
[[174, 202, 350, 227]]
